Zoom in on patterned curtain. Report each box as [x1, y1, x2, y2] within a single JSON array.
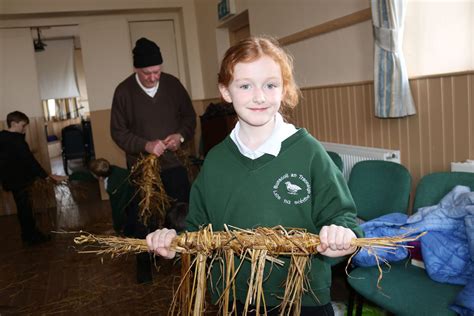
[[371, 0, 416, 118]]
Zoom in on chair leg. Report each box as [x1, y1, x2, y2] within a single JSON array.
[[355, 294, 364, 316], [347, 287, 355, 316], [63, 157, 69, 175]]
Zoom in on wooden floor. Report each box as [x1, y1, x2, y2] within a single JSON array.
[[0, 157, 352, 315], [0, 158, 185, 315]]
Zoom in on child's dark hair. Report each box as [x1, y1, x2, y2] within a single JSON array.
[[89, 158, 112, 177], [165, 202, 188, 232], [6, 111, 29, 128]]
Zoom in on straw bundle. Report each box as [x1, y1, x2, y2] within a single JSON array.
[[28, 178, 57, 210], [74, 224, 425, 316], [129, 154, 174, 226], [28, 178, 87, 211], [28, 178, 88, 230], [67, 181, 90, 203], [174, 148, 192, 178]]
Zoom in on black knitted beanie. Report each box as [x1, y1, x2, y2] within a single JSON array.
[[133, 37, 163, 68]]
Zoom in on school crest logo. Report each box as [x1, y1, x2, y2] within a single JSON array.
[[273, 173, 311, 205]]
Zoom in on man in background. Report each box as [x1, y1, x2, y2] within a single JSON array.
[[110, 37, 196, 283]]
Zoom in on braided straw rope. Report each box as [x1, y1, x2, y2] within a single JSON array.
[[74, 224, 425, 315], [75, 224, 422, 257]]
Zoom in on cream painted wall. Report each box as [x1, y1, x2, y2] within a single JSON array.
[[1, 0, 473, 104], [79, 18, 132, 112], [1, 1, 205, 171], [74, 50, 90, 115], [244, 0, 369, 33], [0, 0, 205, 99], [221, 0, 373, 88], [195, 0, 372, 95], [0, 28, 43, 118], [404, 0, 473, 76], [194, 0, 220, 98], [79, 18, 131, 167], [180, 2, 205, 98], [287, 22, 373, 87], [203, 0, 473, 92], [74, 50, 88, 99], [0, 0, 190, 16]]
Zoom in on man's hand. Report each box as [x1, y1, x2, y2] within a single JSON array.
[[145, 140, 167, 157], [164, 133, 183, 152]]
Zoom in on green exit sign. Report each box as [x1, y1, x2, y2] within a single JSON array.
[[218, 0, 235, 21]]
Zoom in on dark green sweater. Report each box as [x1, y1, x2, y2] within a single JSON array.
[[186, 129, 362, 307], [106, 166, 133, 233]]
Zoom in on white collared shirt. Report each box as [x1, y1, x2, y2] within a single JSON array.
[[230, 112, 297, 160], [135, 73, 159, 97]]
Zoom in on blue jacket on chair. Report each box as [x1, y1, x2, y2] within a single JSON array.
[[353, 185, 474, 315]]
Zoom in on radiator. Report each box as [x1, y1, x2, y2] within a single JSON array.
[[321, 142, 401, 181], [451, 160, 474, 173]]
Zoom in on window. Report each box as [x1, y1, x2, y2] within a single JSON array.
[[47, 99, 56, 117]]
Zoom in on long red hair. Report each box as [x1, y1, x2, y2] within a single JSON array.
[[218, 36, 300, 116]]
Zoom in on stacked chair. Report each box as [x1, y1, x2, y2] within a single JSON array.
[[327, 151, 344, 172], [347, 171, 474, 315], [347, 160, 412, 221], [61, 124, 89, 175], [343, 160, 412, 314]]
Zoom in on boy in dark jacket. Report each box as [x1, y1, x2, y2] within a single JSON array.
[[0, 111, 66, 245]]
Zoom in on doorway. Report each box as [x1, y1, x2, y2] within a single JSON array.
[[32, 25, 92, 176]]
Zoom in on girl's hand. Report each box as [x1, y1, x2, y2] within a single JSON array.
[[146, 228, 177, 259], [317, 224, 357, 257]]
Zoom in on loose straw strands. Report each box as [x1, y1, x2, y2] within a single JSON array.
[[28, 178, 88, 211], [129, 154, 174, 226], [74, 232, 149, 258], [74, 225, 426, 316], [28, 178, 57, 210], [280, 255, 311, 316], [174, 148, 192, 178], [219, 249, 238, 315]]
